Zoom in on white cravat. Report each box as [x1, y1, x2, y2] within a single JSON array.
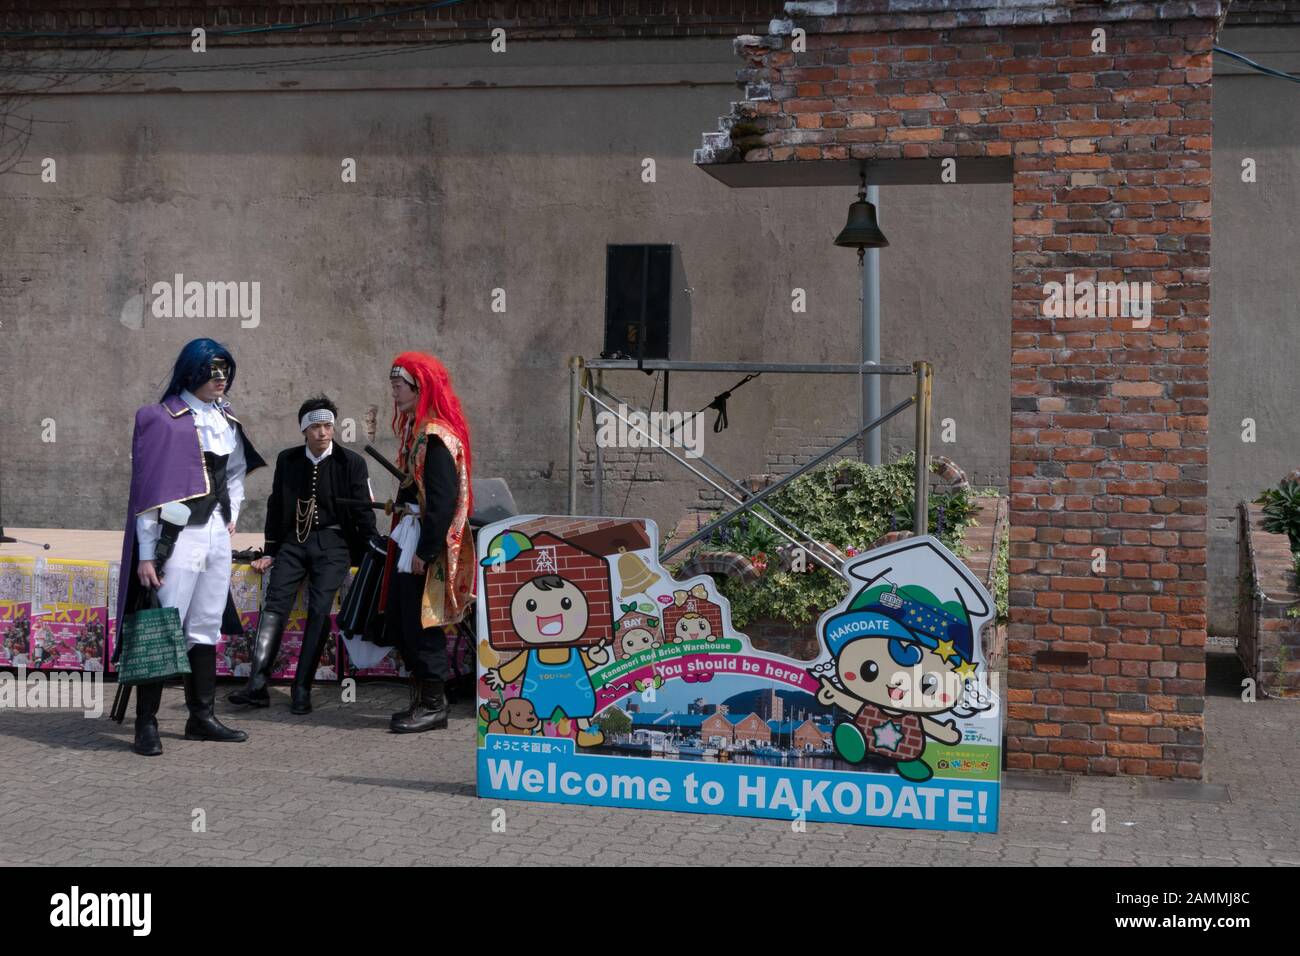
[[305, 441, 334, 465], [180, 389, 236, 454]]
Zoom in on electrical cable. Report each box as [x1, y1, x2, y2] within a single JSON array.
[[663, 373, 761, 440], [1213, 46, 1300, 85], [620, 372, 659, 518]]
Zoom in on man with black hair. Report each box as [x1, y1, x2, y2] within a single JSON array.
[[229, 395, 378, 714]]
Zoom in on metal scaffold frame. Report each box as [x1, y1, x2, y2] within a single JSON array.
[[566, 356, 933, 570]]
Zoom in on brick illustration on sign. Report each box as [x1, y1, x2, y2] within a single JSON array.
[[663, 583, 722, 644], [480, 529, 615, 748], [613, 603, 663, 660]]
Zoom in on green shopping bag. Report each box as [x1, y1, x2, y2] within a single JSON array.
[[113, 587, 192, 685]]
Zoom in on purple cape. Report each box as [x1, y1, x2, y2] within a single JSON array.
[[116, 394, 266, 624]]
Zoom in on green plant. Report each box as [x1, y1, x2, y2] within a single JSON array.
[[893, 488, 979, 538], [1255, 479, 1300, 552], [707, 510, 783, 556], [698, 454, 981, 629], [994, 528, 1009, 622]]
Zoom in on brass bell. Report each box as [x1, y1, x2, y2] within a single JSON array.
[[616, 547, 662, 598]]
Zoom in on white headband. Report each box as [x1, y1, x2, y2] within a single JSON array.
[[300, 408, 335, 432], [390, 366, 417, 388]]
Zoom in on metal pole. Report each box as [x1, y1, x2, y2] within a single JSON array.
[[591, 369, 604, 515], [913, 360, 932, 535], [568, 356, 581, 515], [863, 185, 882, 466], [583, 359, 913, 375], [658, 394, 918, 564]]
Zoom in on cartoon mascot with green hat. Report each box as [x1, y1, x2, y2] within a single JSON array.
[[809, 536, 995, 783]]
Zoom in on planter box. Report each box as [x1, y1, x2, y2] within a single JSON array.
[[1237, 502, 1300, 699]]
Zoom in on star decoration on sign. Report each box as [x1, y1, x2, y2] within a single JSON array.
[[955, 660, 977, 679], [935, 638, 957, 663], [872, 720, 904, 752]]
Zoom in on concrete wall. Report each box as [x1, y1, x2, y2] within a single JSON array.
[[1207, 27, 1300, 635], [0, 27, 1295, 635]]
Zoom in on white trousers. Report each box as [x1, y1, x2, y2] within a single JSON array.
[[155, 512, 232, 650]]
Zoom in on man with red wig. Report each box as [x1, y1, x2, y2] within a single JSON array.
[[380, 352, 477, 733]]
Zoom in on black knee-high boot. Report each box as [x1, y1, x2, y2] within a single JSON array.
[[289, 612, 330, 715], [184, 644, 248, 742], [228, 611, 287, 707], [133, 681, 164, 756]]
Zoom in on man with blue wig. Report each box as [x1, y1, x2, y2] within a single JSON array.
[[116, 338, 266, 756]]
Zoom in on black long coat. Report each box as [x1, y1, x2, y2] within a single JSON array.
[[263, 444, 379, 566]]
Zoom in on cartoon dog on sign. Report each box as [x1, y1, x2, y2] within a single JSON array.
[[481, 531, 612, 748], [810, 536, 996, 783]]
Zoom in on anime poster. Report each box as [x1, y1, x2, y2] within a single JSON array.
[[214, 564, 340, 682], [476, 517, 1002, 833], [105, 561, 120, 673], [217, 563, 264, 678], [271, 584, 340, 682], [340, 643, 406, 678], [0, 555, 36, 669], [31, 559, 109, 672]]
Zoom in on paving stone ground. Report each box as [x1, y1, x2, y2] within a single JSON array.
[[1, 653, 1296, 866]]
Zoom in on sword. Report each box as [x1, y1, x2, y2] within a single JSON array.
[[363, 444, 410, 486], [110, 682, 130, 723], [337, 498, 417, 516]]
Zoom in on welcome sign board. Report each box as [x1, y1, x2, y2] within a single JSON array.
[[474, 516, 1001, 832]]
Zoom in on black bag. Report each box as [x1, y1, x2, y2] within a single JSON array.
[[338, 536, 393, 647]]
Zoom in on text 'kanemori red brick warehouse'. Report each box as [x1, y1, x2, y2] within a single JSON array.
[[695, 0, 1221, 778]]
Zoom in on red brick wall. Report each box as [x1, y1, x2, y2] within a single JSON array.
[[0, 0, 787, 48], [1, 0, 1291, 51], [697, 1, 1219, 778], [1226, 1, 1300, 24], [484, 532, 614, 649]]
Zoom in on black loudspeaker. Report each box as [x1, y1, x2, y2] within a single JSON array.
[[604, 244, 672, 361]]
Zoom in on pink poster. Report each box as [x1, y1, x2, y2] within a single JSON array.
[[0, 555, 36, 668], [341, 640, 407, 678], [217, 563, 264, 678], [32, 559, 110, 672], [217, 564, 341, 683], [106, 560, 120, 674]]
